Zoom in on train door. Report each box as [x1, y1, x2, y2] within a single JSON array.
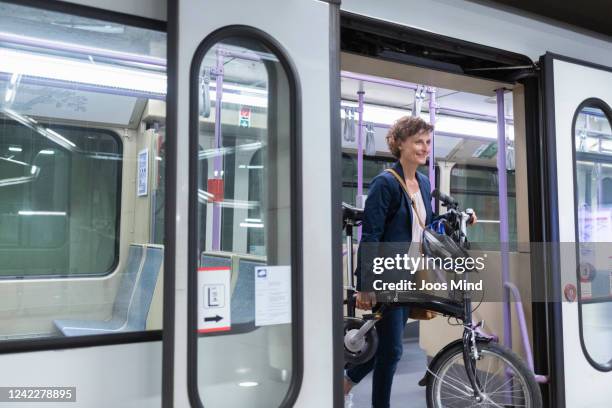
[[541, 53, 612, 407], [165, 1, 341, 407]]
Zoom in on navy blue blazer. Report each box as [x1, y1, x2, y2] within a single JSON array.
[[355, 161, 438, 290]]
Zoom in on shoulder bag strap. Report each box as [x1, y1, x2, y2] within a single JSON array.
[[384, 168, 426, 229]]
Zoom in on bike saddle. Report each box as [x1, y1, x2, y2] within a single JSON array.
[[342, 202, 364, 224]]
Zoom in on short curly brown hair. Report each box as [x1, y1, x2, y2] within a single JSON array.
[[385, 116, 434, 159]]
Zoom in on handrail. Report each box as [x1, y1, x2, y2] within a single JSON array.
[[504, 281, 548, 384]]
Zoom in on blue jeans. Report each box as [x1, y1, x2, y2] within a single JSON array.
[[346, 305, 410, 408]]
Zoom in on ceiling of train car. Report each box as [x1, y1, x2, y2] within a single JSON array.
[[0, 78, 143, 126], [341, 77, 513, 118], [340, 77, 511, 167], [0, 3, 166, 127]]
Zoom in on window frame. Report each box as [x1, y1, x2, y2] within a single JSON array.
[[571, 97, 612, 372], [0, 121, 123, 279], [0, 0, 165, 355], [187, 26, 303, 408]]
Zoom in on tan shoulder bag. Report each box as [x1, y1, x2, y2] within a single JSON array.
[[384, 169, 437, 320]]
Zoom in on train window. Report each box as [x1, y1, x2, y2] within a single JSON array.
[[573, 100, 612, 370], [342, 153, 394, 205], [192, 33, 299, 407], [0, 1, 166, 344], [450, 165, 517, 244], [341, 153, 433, 206], [0, 122, 121, 276]]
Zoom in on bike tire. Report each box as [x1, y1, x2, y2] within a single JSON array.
[[426, 340, 542, 408]]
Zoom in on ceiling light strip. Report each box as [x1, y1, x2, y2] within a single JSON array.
[[0, 72, 166, 101]]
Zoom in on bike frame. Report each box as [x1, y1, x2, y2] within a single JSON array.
[[343, 199, 488, 399]]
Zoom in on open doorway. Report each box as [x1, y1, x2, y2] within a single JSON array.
[[339, 31, 536, 407]]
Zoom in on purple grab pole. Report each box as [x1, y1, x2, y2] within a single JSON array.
[[211, 49, 224, 251], [428, 90, 436, 208], [496, 88, 512, 351], [356, 87, 365, 241], [504, 282, 548, 383], [598, 137, 603, 206]]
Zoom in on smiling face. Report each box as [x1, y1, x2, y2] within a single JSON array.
[[398, 131, 431, 165]]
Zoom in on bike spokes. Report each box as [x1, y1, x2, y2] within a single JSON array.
[[435, 350, 531, 407]]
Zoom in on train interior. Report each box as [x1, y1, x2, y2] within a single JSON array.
[[339, 52, 534, 406], [1, 2, 612, 407]]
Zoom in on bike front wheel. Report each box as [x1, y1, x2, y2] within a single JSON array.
[[426, 340, 542, 408]]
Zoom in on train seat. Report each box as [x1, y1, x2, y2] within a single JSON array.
[[54, 244, 164, 336]]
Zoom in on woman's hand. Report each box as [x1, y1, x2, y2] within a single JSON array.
[[355, 291, 377, 310], [468, 211, 478, 225]]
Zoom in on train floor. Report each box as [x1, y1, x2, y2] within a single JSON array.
[[349, 339, 428, 408]]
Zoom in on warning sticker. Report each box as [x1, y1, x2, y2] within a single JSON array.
[[198, 267, 231, 333]]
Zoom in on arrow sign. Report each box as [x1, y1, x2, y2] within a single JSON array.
[[198, 267, 231, 334]]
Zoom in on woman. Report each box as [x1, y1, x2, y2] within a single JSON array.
[[345, 116, 476, 408]]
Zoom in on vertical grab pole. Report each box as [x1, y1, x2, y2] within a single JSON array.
[[356, 84, 365, 241], [428, 89, 436, 208], [496, 88, 512, 350], [346, 223, 356, 317], [211, 49, 224, 251]]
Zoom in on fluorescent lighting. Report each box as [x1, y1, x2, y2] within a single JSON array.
[[238, 381, 259, 388], [2, 108, 30, 127], [216, 83, 267, 96], [45, 128, 76, 148], [240, 222, 264, 228], [0, 47, 276, 107], [198, 189, 214, 198], [245, 218, 261, 222], [199, 142, 263, 160], [4, 87, 13, 102], [238, 165, 263, 169], [30, 165, 38, 175], [18, 211, 66, 216], [0, 155, 29, 167], [8, 146, 22, 152], [211, 90, 267, 108], [0, 48, 166, 95], [341, 101, 515, 141], [39, 149, 54, 155], [198, 189, 215, 203], [217, 200, 258, 210]]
